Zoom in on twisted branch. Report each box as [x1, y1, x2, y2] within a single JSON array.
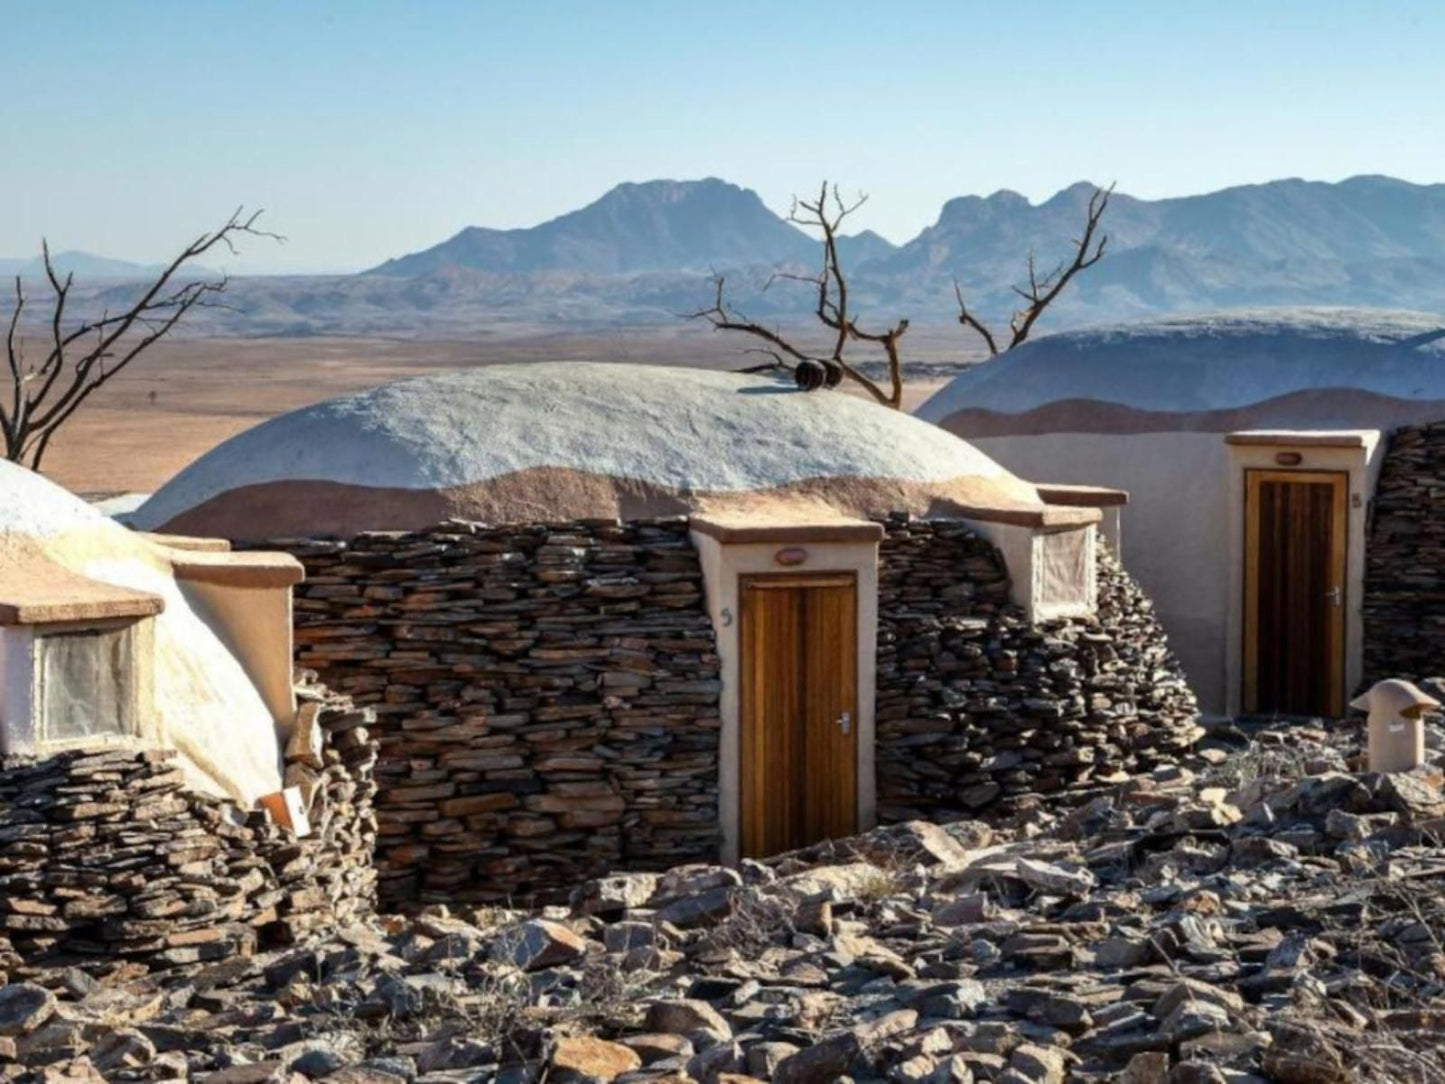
[[956, 184, 1112, 356], [2, 208, 282, 471]]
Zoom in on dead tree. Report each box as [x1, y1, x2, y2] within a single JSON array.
[[2, 208, 281, 471], [688, 181, 1111, 407], [689, 183, 909, 408]]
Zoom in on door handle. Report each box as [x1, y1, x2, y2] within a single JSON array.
[[837, 711, 851, 735], [1326, 586, 1342, 607]]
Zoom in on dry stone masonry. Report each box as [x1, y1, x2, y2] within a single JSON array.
[[272, 514, 1200, 907], [875, 516, 1201, 823], [275, 520, 722, 908], [1363, 420, 1445, 686], [5, 720, 1445, 1082], [0, 678, 377, 983]]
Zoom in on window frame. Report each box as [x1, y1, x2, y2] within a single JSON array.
[[30, 617, 143, 752]]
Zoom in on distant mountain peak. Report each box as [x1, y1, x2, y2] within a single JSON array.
[[366, 177, 813, 277]]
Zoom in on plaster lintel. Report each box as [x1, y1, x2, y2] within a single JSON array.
[[166, 550, 305, 589], [1037, 483, 1130, 508], [139, 532, 232, 553], [1225, 430, 1375, 448], [688, 515, 883, 544]]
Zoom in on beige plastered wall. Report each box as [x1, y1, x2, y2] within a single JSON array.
[[1222, 434, 1382, 717], [690, 529, 880, 865], [178, 580, 297, 729]]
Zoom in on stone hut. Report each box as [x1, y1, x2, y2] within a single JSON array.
[[131, 362, 1198, 904], [0, 460, 378, 976], [918, 307, 1445, 719]]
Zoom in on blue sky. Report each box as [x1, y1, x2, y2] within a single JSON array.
[[3, 0, 1441, 273]]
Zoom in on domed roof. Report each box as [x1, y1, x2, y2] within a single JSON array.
[[0, 460, 284, 804], [919, 307, 1445, 434], [133, 362, 1055, 538], [1, 458, 115, 540]]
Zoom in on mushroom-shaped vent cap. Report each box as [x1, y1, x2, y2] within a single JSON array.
[[1350, 678, 1441, 717]]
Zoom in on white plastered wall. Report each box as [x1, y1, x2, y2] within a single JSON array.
[[1097, 506, 1123, 558], [1222, 434, 1383, 717], [971, 431, 1388, 716], [690, 530, 880, 866], [972, 433, 1233, 712], [76, 555, 286, 805]]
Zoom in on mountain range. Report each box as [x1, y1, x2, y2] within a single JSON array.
[[18, 176, 1445, 337], [0, 251, 180, 279]]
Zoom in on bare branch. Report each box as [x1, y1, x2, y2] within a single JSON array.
[[1, 209, 281, 470], [954, 279, 1001, 357], [1006, 184, 1112, 350], [954, 184, 1112, 356], [2, 277, 24, 450]]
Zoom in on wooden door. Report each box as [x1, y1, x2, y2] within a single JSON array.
[[1243, 470, 1347, 717], [739, 573, 857, 859]]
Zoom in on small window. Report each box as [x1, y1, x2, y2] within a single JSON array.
[[1032, 526, 1097, 620], [35, 625, 138, 746]]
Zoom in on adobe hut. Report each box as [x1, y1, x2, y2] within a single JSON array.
[[132, 362, 1199, 904], [918, 307, 1445, 719], [0, 460, 378, 974]]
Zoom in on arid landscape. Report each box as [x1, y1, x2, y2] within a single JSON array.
[[6, 5, 1445, 1083], [42, 327, 970, 496]]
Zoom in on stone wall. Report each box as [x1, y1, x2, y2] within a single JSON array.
[[272, 515, 1199, 906], [874, 515, 1200, 823], [276, 520, 721, 908], [1364, 421, 1445, 685], [0, 680, 377, 981]]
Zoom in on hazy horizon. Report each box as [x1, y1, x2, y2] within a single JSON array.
[[5, 0, 1442, 274]]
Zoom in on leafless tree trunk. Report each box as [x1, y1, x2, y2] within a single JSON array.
[[688, 181, 1112, 407], [2, 208, 281, 471]]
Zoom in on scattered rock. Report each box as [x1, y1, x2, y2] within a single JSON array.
[[550, 1035, 641, 1083]]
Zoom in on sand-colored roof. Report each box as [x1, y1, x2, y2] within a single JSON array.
[[919, 308, 1445, 434], [133, 362, 1067, 538]]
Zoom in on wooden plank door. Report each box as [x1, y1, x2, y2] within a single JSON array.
[[1243, 470, 1347, 717], [739, 574, 858, 859]]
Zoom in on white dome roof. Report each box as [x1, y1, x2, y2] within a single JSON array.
[[919, 307, 1445, 425], [0, 457, 113, 540], [134, 362, 1049, 538]]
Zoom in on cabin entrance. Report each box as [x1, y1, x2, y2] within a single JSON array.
[[738, 573, 858, 859], [1242, 469, 1348, 717]]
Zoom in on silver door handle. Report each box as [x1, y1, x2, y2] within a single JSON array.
[[1326, 586, 1342, 607], [837, 711, 851, 735]]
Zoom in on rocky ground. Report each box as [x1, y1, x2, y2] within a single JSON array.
[[5, 718, 1445, 1084]]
